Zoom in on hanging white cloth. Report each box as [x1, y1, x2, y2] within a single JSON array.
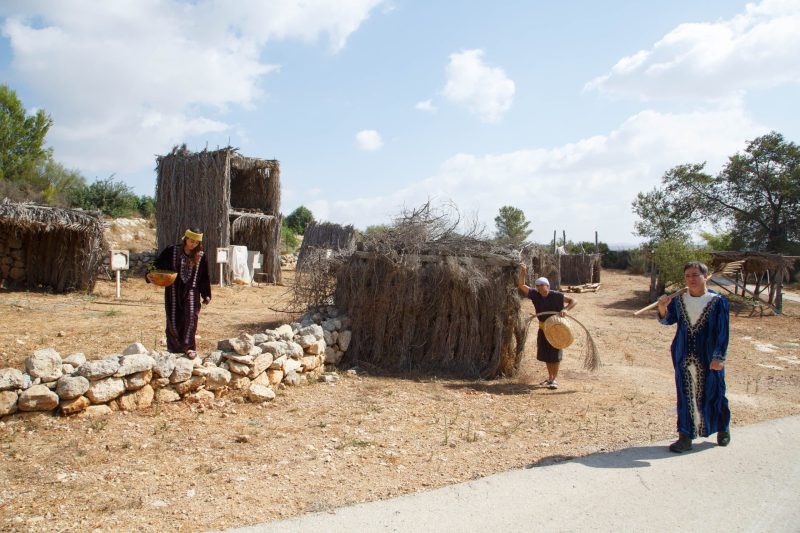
[[229, 245, 252, 285]]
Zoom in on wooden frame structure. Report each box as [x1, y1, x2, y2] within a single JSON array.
[[710, 251, 799, 315]]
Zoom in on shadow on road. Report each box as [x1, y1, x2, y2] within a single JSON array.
[[526, 441, 716, 469]]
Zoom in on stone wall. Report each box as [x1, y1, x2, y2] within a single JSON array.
[[0, 232, 27, 287], [0, 306, 352, 418], [99, 250, 157, 279]]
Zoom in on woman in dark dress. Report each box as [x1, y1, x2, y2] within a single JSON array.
[[147, 228, 211, 358], [517, 264, 576, 389]]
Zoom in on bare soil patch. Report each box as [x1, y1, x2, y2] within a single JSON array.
[[1, 270, 799, 532]]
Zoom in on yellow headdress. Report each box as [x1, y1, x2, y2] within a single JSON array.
[[184, 229, 203, 241]]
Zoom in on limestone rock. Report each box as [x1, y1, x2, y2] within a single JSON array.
[[286, 342, 304, 359], [83, 405, 113, 417], [124, 370, 152, 391], [270, 355, 287, 370], [259, 341, 288, 357], [174, 376, 205, 396], [338, 330, 352, 351], [76, 358, 120, 380], [56, 375, 90, 400], [170, 358, 194, 383], [115, 354, 155, 377], [283, 371, 301, 386], [122, 342, 149, 356], [227, 360, 250, 376], [61, 364, 75, 375], [301, 355, 321, 371], [186, 389, 215, 403], [152, 352, 176, 378], [323, 330, 334, 345], [283, 358, 302, 374], [229, 374, 251, 390], [86, 377, 126, 404], [18, 384, 59, 411], [266, 369, 284, 386], [151, 377, 170, 388], [247, 383, 276, 402], [304, 340, 326, 355], [25, 348, 62, 382], [205, 368, 232, 391], [205, 351, 223, 366], [324, 347, 341, 365], [295, 334, 317, 348], [252, 371, 271, 386], [252, 333, 269, 345], [59, 395, 90, 416], [0, 368, 26, 391], [155, 387, 181, 403], [216, 338, 234, 352], [274, 324, 294, 341], [62, 353, 87, 368], [118, 385, 154, 411], [248, 353, 274, 379], [229, 333, 254, 355], [223, 353, 254, 365], [298, 324, 324, 340], [0, 390, 18, 416]]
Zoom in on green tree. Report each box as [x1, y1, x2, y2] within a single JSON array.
[[638, 132, 800, 253], [0, 84, 53, 183], [280, 219, 300, 253], [698, 230, 744, 252], [285, 206, 314, 235], [494, 205, 532, 245], [137, 195, 156, 218], [653, 238, 711, 290], [631, 185, 692, 244], [69, 176, 139, 218]]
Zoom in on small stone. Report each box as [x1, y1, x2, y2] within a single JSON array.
[[170, 358, 194, 383], [205, 351, 223, 366], [76, 358, 120, 380], [62, 353, 87, 368], [205, 367, 232, 391], [235, 434, 250, 443], [122, 342, 149, 356], [283, 358, 302, 374], [155, 387, 181, 403], [186, 389, 215, 403], [115, 354, 155, 377], [56, 375, 90, 400], [152, 352, 176, 379], [25, 348, 62, 382], [59, 396, 90, 416], [18, 384, 59, 411], [0, 368, 26, 391], [57, 331, 66, 337], [248, 353, 274, 379], [229, 374, 251, 390], [301, 355, 321, 371], [338, 330, 352, 351], [82, 405, 113, 417], [118, 385, 154, 411], [61, 364, 75, 375], [227, 360, 250, 376], [246, 383, 275, 402], [283, 371, 301, 386], [85, 377, 126, 404], [124, 370, 153, 391], [266, 369, 284, 386], [174, 376, 205, 396], [0, 390, 18, 416], [274, 324, 294, 341]]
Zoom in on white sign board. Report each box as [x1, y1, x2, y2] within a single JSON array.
[[217, 247, 229, 264], [110, 250, 130, 271]]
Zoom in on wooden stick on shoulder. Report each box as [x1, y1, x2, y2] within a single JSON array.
[[633, 287, 687, 315]]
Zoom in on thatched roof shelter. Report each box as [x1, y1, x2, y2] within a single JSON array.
[[297, 221, 357, 267], [155, 147, 282, 283], [521, 247, 601, 289], [710, 251, 799, 314], [0, 199, 107, 293], [322, 204, 527, 379]]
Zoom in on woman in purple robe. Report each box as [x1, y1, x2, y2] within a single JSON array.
[[657, 261, 730, 453], [148, 228, 211, 358]]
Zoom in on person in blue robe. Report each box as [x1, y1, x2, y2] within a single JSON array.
[[657, 261, 731, 453]]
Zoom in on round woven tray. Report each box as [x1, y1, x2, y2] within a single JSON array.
[[148, 270, 178, 287], [543, 315, 574, 349]]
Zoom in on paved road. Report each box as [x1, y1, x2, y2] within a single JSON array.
[[222, 415, 800, 533]]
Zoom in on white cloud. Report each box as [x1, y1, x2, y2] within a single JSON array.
[[0, 0, 383, 173], [415, 99, 437, 112], [441, 49, 515, 122], [316, 102, 766, 243], [355, 129, 383, 151], [585, 0, 800, 100]]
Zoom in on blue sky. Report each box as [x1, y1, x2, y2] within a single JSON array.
[[1, 0, 798, 246]]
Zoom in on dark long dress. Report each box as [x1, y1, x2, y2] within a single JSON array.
[[527, 288, 565, 363], [151, 244, 211, 354], [659, 290, 730, 439]]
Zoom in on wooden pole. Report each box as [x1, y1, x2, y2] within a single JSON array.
[[553, 230, 556, 253], [595, 231, 598, 251], [115, 270, 121, 299]]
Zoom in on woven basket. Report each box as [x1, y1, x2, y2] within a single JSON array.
[[543, 315, 574, 349], [148, 270, 178, 287]]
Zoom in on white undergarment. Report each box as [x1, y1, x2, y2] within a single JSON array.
[[681, 291, 716, 326]]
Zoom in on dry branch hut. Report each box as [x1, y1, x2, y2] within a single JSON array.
[[0, 200, 107, 293], [710, 251, 798, 314], [297, 221, 357, 267], [521, 247, 601, 290], [155, 148, 282, 283]]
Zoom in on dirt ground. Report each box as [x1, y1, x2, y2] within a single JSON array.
[[1, 269, 799, 532]]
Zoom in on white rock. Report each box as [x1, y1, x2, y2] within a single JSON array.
[[282, 358, 302, 374], [295, 334, 317, 348], [63, 353, 87, 368], [82, 405, 113, 417], [259, 341, 288, 357], [205, 351, 223, 366], [227, 360, 251, 376], [0, 390, 18, 416], [283, 371, 301, 386], [86, 377, 126, 404], [186, 389, 215, 403], [0, 368, 26, 391], [270, 355, 287, 370], [115, 354, 155, 377], [229, 374, 251, 390], [298, 324, 324, 340], [205, 368, 232, 391], [248, 353, 274, 379], [122, 342, 149, 356], [76, 358, 120, 380], [56, 375, 90, 400], [25, 348, 63, 382], [266, 369, 284, 386], [247, 383, 276, 402], [152, 352, 176, 378], [286, 342, 304, 359], [18, 384, 59, 411], [274, 324, 294, 341], [338, 330, 352, 351], [229, 333, 255, 355], [304, 340, 326, 355], [61, 364, 75, 375], [124, 370, 153, 391], [324, 347, 343, 365], [252, 333, 269, 344], [223, 353, 254, 365], [170, 358, 194, 383], [151, 377, 170, 388], [175, 376, 205, 396]]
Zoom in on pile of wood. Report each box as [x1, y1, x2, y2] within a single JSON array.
[[561, 282, 601, 293]]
